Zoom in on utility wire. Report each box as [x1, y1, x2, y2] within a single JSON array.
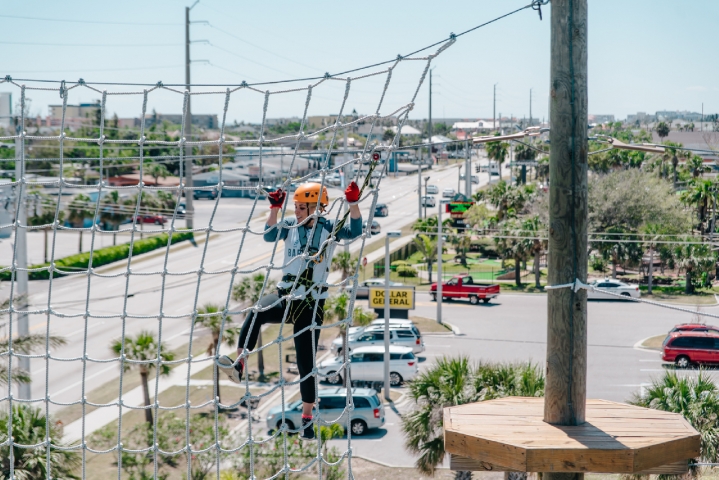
[[0, 14, 180, 26]]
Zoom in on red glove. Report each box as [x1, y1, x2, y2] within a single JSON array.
[[268, 189, 286, 209], [344, 181, 360, 203]]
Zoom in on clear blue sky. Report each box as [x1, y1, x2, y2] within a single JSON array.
[[1, 0, 717, 125]]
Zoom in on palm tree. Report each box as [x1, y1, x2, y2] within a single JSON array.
[[232, 273, 268, 379], [486, 137, 509, 181], [111, 331, 175, 425], [195, 303, 238, 405], [674, 241, 715, 294], [495, 219, 532, 287], [681, 178, 715, 233], [0, 404, 81, 479], [413, 234, 438, 284], [331, 251, 354, 281], [630, 371, 719, 466], [522, 216, 547, 288], [686, 154, 709, 178], [641, 223, 663, 295], [655, 121, 670, 142], [143, 161, 170, 186], [411, 216, 438, 234], [402, 357, 544, 479], [66, 193, 94, 252], [0, 296, 67, 386]]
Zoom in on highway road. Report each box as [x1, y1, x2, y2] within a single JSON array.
[[11, 157, 485, 415], [331, 292, 715, 468]]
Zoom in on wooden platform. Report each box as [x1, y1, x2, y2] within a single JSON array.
[[443, 397, 700, 473]]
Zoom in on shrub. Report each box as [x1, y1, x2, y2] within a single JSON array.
[[390, 260, 410, 271], [396, 265, 418, 277], [0, 230, 194, 281]]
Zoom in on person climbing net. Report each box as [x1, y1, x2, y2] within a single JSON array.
[[219, 181, 363, 439]]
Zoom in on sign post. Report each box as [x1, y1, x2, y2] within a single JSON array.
[[384, 231, 402, 399]]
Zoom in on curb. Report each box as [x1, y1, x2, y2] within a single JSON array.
[[444, 321, 462, 336], [350, 454, 449, 471], [633, 336, 663, 353]]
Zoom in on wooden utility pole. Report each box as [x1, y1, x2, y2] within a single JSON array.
[[544, 0, 588, 464]]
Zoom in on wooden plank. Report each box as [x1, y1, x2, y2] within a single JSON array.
[[525, 448, 634, 473], [450, 455, 690, 475], [633, 437, 701, 472], [444, 430, 527, 471]]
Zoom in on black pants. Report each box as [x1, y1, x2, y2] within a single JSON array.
[[237, 292, 325, 404]]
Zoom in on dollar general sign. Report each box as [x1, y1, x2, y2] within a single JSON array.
[[368, 287, 415, 310]]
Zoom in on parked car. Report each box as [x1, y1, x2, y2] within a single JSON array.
[[193, 189, 218, 200], [662, 331, 719, 368], [421, 196, 436, 207], [132, 214, 168, 225], [344, 278, 403, 299], [442, 188, 456, 198], [460, 174, 480, 184], [177, 202, 186, 216], [670, 324, 719, 334], [363, 220, 381, 235], [587, 279, 640, 300], [331, 325, 424, 355], [265, 388, 384, 436], [374, 203, 389, 217], [347, 317, 418, 337], [430, 275, 500, 304], [319, 346, 418, 387], [426, 184, 439, 194]]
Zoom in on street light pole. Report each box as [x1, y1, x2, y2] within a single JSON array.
[[417, 162, 422, 219], [15, 120, 30, 400], [465, 140, 471, 197], [384, 231, 401, 399], [184, 2, 199, 230], [423, 176, 430, 219], [436, 201, 445, 325]]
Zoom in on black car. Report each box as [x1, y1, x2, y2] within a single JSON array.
[[193, 189, 218, 200], [374, 203, 388, 217]]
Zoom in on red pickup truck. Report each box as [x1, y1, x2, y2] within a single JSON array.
[[430, 275, 500, 305]]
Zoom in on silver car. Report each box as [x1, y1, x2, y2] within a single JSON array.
[[343, 278, 403, 299], [265, 388, 384, 436], [587, 279, 641, 300], [331, 325, 424, 355], [319, 345, 418, 387]]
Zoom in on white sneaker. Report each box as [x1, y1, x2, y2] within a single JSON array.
[[217, 355, 243, 383]]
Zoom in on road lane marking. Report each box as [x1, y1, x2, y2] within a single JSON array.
[[50, 364, 117, 397]]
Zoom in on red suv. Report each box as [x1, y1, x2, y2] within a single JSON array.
[[662, 331, 719, 368], [670, 323, 719, 334]]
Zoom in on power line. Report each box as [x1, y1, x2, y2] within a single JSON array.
[[0, 41, 181, 47], [5, 0, 547, 88], [5, 65, 183, 74], [0, 14, 180, 26]]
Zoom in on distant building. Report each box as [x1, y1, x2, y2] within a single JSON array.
[[0, 92, 11, 129], [588, 114, 615, 124], [48, 102, 101, 127], [144, 113, 219, 129]]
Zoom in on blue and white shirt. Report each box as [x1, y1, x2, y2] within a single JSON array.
[[264, 216, 363, 299]]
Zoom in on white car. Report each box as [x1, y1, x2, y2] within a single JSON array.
[[331, 325, 424, 355], [347, 318, 420, 338], [587, 279, 641, 300], [319, 345, 418, 386], [442, 188, 455, 198], [421, 196, 436, 207], [426, 185, 439, 194]]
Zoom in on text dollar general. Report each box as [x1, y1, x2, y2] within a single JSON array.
[[368, 287, 415, 310]]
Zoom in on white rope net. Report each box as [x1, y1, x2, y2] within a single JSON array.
[[0, 36, 454, 480]]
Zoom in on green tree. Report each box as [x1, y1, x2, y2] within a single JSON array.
[[681, 178, 715, 234], [522, 215, 547, 288], [111, 331, 175, 425], [66, 193, 94, 252], [630, 371, 719, 466], [0, 296, 67, 386], [402, 357, 544, 478], [413, 234, 438, 284], [143, 161, 170, 186], [195, 303, 239, 405], [674, 241, 715, 294], [655, 121, 670, 141], [0, 404, 81, 480], [412, 216, 438, 234], [485, 137, 509, 180], [495, 219, 532, 286], [331, 251, 354, 281], [232, 273, 268, 379]]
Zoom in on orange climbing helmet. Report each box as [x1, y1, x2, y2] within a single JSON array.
[[293, 182, 329, 207]]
